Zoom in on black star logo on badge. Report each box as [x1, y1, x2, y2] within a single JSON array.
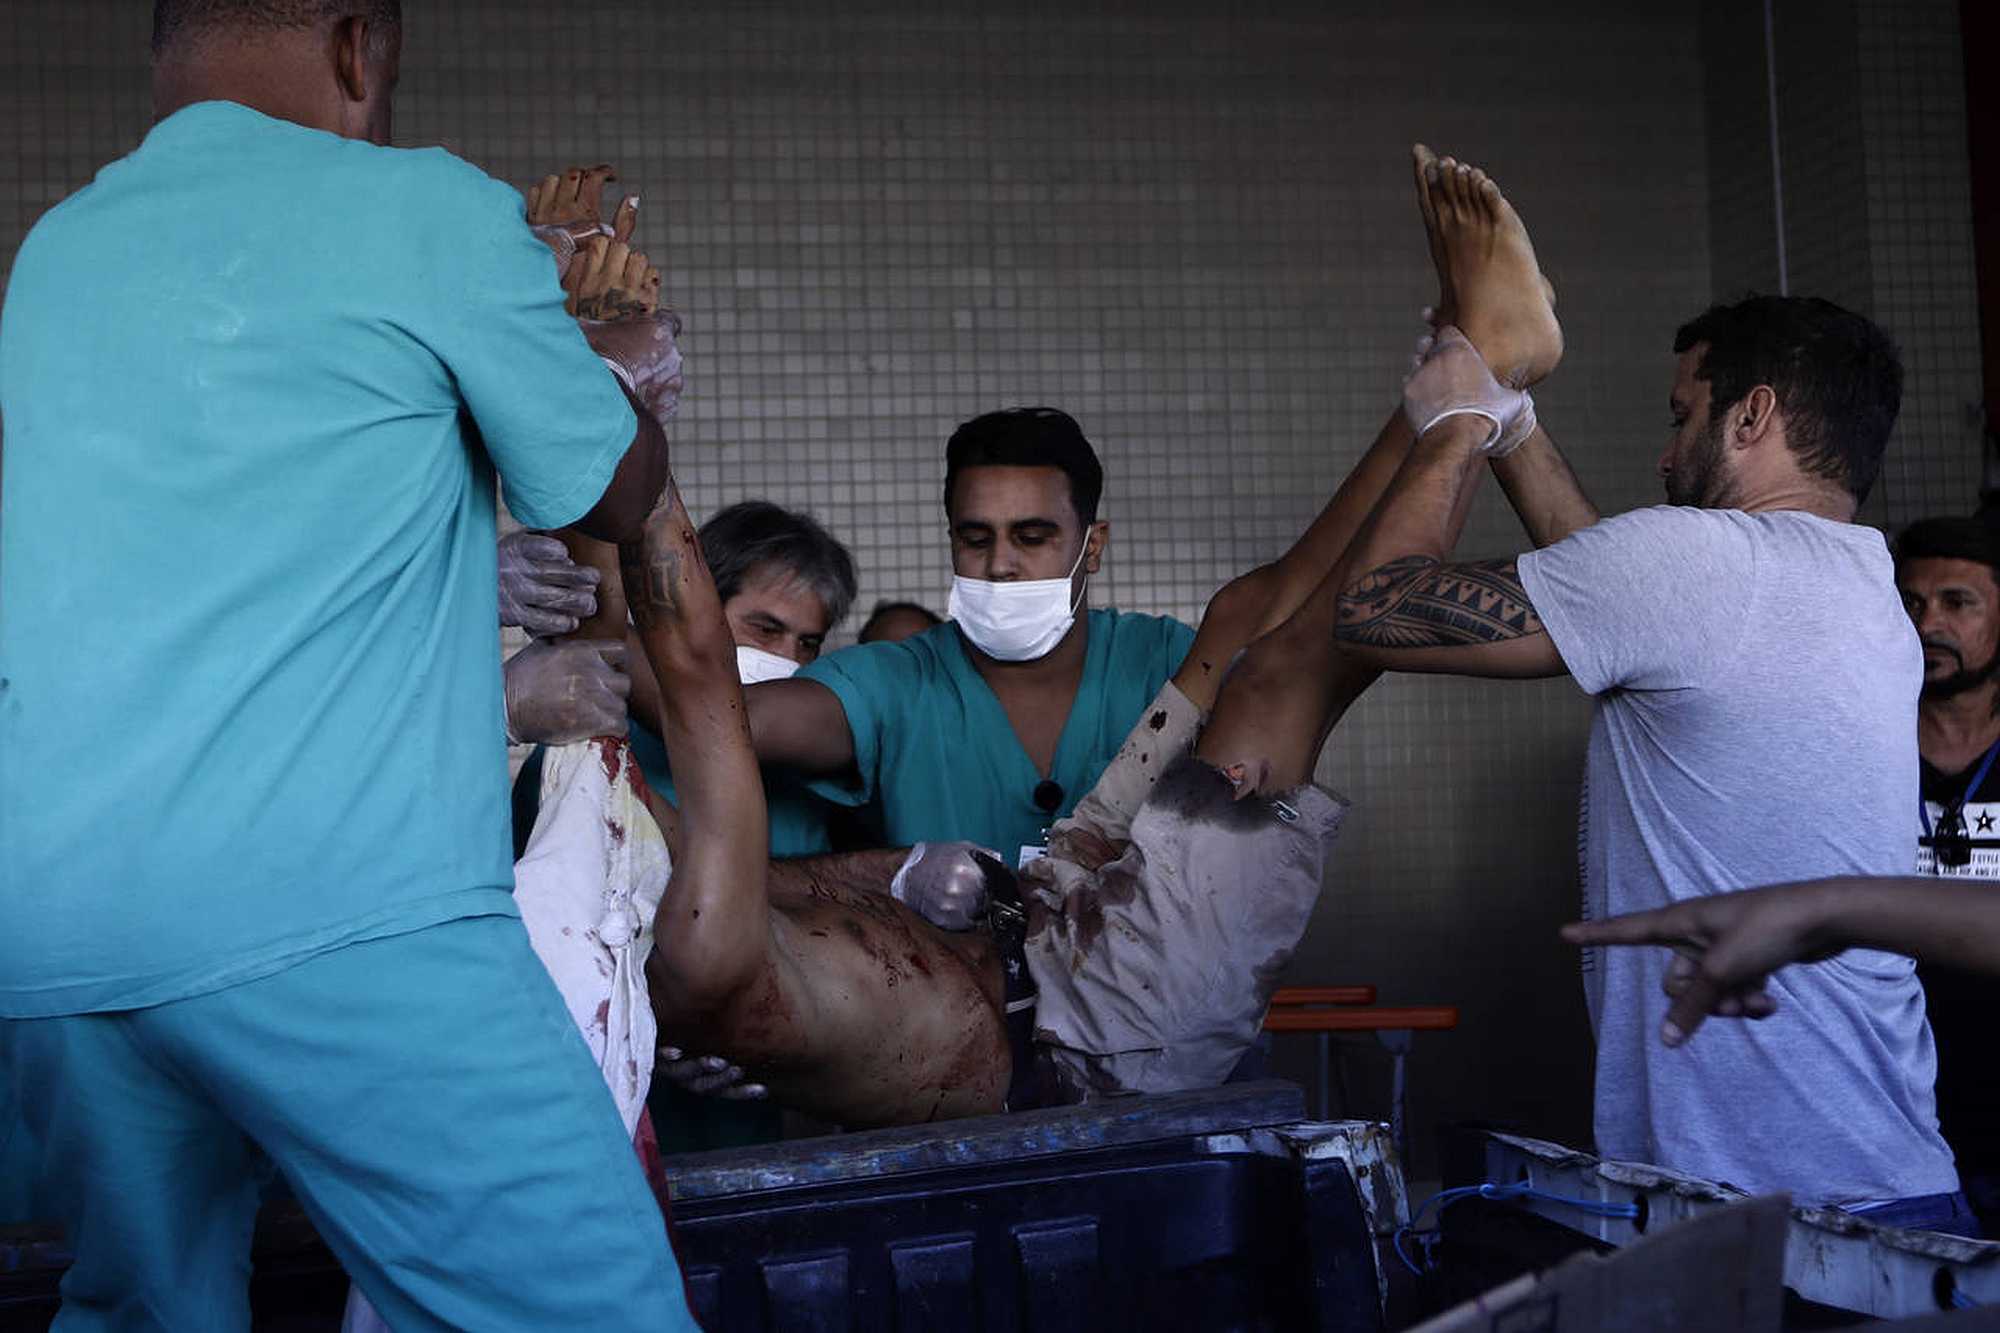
[[1978, 811, 1995, 833]]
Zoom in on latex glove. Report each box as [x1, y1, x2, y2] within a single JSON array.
[[890, 841, 1003, 932], [503, 639, 630, 745], [530, 221, 609, 277], [497, 531, 600, 636], [1402, 324, 1531, 456], [657, 1046, 768, 1101], [583, 309, 685, 425]]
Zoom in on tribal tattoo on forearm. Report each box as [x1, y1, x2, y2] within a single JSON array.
[[1335, 556, 1545, 648]]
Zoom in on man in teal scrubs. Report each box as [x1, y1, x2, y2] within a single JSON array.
[[748, 407, 1196, 864], [0, 3, 698, 1328]]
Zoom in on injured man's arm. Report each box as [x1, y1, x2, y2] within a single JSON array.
[[597, 504, 1015, 1128]]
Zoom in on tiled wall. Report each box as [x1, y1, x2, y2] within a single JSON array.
[[1, 1, 1979, 1175], [1703, 0, 1983, 527]]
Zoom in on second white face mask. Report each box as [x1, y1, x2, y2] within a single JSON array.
[[946, 541, 1089, 662], [736, 645, 801, 684]]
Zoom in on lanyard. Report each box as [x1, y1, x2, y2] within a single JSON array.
[[1920, 737, 2000, 839]]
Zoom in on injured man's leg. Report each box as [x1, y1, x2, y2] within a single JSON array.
[[1020, 436, 1402, 1101], [1022, 141, 1564, 1100]]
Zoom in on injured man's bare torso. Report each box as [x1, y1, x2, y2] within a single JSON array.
[[629, 677, 1343, 1131], [674, 863, 1013, 1127]]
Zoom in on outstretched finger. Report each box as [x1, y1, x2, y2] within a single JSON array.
[[1561, 908, 1700, 952], [612, 194, 640, 244]]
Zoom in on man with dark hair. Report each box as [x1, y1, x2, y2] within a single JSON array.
[[859, 599, 944, 644], [1669, 295, 1903, 505], [1323, 147, 1958, 1226], [943, 405, 1106, 527], [152, 0, 402, 57], [745, 406, 1196, 866], [0, 5, 698, 1327], [1895, 515, 2000, 1234]]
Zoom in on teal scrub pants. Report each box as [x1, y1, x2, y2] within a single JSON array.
[[1, 914, 699, 1332]]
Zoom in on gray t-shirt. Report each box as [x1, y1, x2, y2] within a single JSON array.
[[1518, 505, 1956, 1207]]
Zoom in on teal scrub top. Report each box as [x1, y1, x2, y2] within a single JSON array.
[[793, 609, 1196, 858], [627, 720, 833, 858], [0, 102, 636, 1017]]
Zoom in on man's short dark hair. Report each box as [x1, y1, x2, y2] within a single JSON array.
[[861, 600, 942, 631], [1672, 294, 1902, 505], [153, 0, 402, 57], [943, 407, 1105, 525], [1894, 515, 2000, 578], [699, 501, 858, 628]]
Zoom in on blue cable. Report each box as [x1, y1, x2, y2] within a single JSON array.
[[1393, 1181, 1641, 1277]]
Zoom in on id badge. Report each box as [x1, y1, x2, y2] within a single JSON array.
[[1017, 844, 1048, 871]]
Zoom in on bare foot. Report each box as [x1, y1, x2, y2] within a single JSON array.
[[1413, 145, 1562, 389], [564, 235, 663, 321], [528, 163, 617, 231]]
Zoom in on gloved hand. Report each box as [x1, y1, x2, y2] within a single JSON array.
[[890, 841, 1003, 932], [657, 1046, 768, 1101], [503, 639, 630, 745], [1402, 324, 1532, 456], [498, 530, 600, 636], [583, 309, 685, 424]]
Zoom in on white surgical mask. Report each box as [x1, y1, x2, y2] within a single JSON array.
[[736, 645, 801, 684], [947, 541, 1089, 662]]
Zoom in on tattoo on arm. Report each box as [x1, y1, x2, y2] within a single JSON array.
[[576, 291, 653, 322], [1335, 556, 1545, 648], [618, 538, 681, 630]]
